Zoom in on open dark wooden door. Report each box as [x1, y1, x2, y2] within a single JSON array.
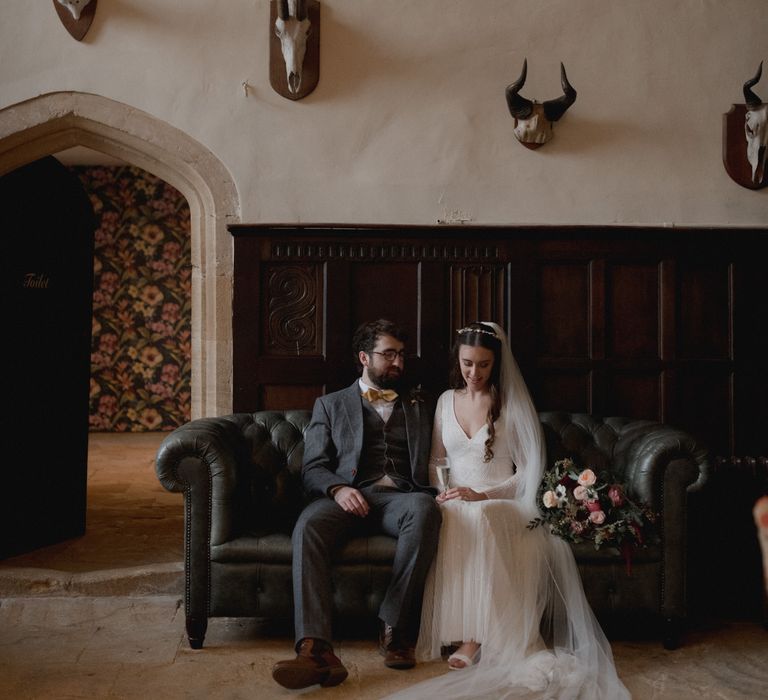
[[0, 156, 95, 558]]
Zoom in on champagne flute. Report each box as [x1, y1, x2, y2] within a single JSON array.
[[435, 457, 451, 494]]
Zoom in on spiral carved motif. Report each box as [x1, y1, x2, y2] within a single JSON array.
[[267, 265, 319, 354]]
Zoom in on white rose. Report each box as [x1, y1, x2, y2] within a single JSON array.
[[542, 490, 558, 508]]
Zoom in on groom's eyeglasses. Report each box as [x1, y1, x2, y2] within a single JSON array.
[[371, 350, 406, 362]]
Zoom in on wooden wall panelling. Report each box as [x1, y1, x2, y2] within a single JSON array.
[[233, 235, 263, 410], [674, 367, 734, 458], [537, 262, 590, 359], [538, 371, 591, 413], [449, 264, 507, 334], [534, 260, 593, 413], [606, 371, 662, 421], [604, 260, 662, 421], [231, 226, 766, 457], [672, 254, 735, 454], [606, 262, 660, 360], [677, 260, 732, 360], [659, 259, 676, 424], [419, 261, 450, 394], [732, 255, 768, 455]]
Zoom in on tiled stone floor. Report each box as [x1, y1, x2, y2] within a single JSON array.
[[0, 433, 767, 699]]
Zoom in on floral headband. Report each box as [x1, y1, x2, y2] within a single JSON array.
[[456, 325, 499, 339]]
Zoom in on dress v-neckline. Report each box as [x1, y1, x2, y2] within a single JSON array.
[[451, 390, 487, 441]]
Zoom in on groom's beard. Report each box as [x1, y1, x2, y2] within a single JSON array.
[[367, 365, 403, 391]]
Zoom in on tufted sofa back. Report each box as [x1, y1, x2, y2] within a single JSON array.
[[186, 409, 699, 541]]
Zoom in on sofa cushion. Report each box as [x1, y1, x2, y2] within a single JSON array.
[[211, 533, 398, 565]]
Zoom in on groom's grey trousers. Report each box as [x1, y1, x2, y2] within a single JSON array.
[[292, 486, 441, 645]]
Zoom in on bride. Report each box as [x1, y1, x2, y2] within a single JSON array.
[[386, 322, 630, 699]]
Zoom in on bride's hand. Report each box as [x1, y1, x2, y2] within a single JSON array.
[[437, 487, 487, 503]]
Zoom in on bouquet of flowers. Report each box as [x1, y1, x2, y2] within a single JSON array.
[[527, 458, 658, 552]]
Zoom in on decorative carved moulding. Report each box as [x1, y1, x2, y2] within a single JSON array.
[[269, 241, 501, 262]]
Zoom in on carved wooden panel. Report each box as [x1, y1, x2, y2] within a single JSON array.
[[263, 264, 323, 356]]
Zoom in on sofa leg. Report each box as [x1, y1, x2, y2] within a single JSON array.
[[186, 616, 208, 649], [662, 616, 682, 650]]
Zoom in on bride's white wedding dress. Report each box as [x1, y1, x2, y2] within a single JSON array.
[[385, 389, 630, 700]]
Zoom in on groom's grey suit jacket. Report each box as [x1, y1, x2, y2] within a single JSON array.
[[302, 380, 435, 500]]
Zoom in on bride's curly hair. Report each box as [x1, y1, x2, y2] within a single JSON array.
[[449, 322, 503, 462]]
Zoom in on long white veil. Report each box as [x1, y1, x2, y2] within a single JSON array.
[[384, 323, 630, 700], [485, 321, 546, 521]]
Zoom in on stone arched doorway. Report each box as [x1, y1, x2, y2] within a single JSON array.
[[0, 92, 239, 417]]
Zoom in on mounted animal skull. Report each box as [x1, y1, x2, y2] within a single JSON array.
[[57, 0, 91, 21], [744, 62, 768, 184], [505, 60, 577, 149], [274, 0, 311, 96]]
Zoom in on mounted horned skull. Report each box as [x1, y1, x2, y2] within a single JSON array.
[[744, 62, 768, 184], [57, 0, 92, 20], [505, 60, 577, 149], [275, 0, 311, 96]]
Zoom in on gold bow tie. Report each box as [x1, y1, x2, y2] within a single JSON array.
[[361, 388, 398, 402]]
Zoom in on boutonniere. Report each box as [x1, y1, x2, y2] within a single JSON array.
[[408, 384, 426, 405]]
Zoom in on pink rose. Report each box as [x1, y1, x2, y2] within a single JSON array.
[[608, 485, 624, 507], [586, 499, 602, 513], [542, 491, 558, 508], [589, 510, 606, 525], [573, 485, 588, 501], [577, 469, 597, 487]]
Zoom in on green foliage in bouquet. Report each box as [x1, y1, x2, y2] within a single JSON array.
[[527, 458, 659, 550]]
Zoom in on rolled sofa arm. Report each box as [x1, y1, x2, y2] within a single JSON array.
[[613, 424, 710, 509], [612, 422, 710, 628], [156, 415, 250, 548], [155, 415, 252, 649]]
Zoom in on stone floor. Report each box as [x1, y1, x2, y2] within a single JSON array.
[[0, 433, 767, 699]]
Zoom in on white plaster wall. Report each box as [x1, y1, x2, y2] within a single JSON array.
[[1, 0, 766, 226]]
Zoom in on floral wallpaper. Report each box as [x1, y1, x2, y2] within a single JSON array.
[[71, 166, 191, 432]]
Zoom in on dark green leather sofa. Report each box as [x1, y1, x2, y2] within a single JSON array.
[[155, 410, 709, 650]]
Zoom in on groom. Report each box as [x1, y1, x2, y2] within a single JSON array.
[[272, 319, 441, 690]]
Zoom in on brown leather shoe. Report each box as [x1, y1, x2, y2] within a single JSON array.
[[272, 638, 348, 689], [379, 622, 416, 670]]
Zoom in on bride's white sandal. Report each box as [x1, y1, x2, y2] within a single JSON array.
[[448, 644, 481, 670]]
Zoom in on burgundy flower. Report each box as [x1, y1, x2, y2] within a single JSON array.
[[608, 484, 625, 507]]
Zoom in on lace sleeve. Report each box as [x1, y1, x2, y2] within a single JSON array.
[[427, 392, 448, 489], [478, 473, 518, 500], [478, 419, 518, 499]]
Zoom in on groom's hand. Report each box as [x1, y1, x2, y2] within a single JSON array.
[[333, 486, 370, 517]]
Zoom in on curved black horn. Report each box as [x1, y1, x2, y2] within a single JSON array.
[[296, 0, 308, 20], [277, 0, 289, 20], [543, 63, 577, 122], [505, 59, 534, 120], [744, 61, 764, 107]]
